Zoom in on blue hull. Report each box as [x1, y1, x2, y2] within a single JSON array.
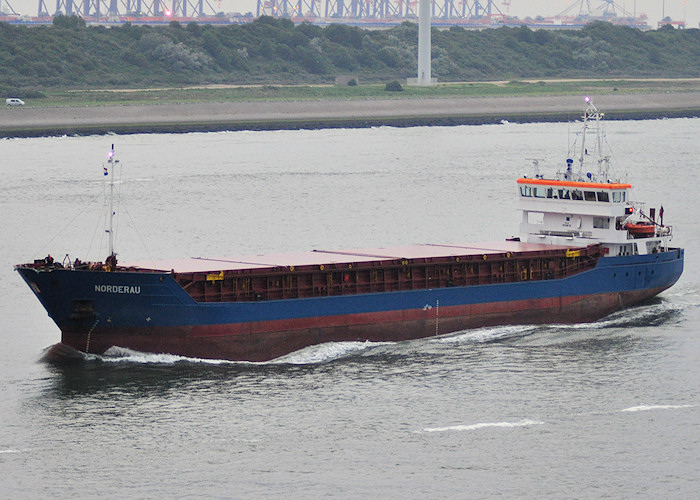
[[17, 249, 684, 361]]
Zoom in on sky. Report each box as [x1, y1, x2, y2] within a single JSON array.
[[2, 0, 699, 28]]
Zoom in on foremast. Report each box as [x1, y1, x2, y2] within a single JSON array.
[[105, 145, 118, 271]]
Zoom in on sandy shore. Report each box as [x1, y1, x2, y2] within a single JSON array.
[[1, 92, 699, 137]]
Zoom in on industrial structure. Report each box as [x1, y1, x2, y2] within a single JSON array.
[[0, 0, 687, 29], [555, 0, 654, 28], [35, 0, 221, 18], [255, 0, 507, 21]]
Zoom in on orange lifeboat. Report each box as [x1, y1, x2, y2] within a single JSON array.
[[625, 222, 656, 238]]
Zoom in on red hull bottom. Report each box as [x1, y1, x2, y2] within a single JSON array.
[[55, 288, 666, 363]]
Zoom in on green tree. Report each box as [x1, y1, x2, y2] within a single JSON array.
[[52, 14, 86, 29]]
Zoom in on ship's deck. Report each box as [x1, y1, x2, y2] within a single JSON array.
[[120, 241, 579, 273]]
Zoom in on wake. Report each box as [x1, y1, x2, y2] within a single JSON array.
[[619, 404, 696, 412], [82, 341, 388, 366], [50, 298, 684, 366], [419, 419, 545, 433]]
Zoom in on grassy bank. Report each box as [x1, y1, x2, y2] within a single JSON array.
[[3, 80, 699, 138], [20, 78, 700, 108]]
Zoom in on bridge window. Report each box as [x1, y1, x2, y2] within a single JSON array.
[[612, 191, 626, 203], [646, 241, 662, 254], [558, 189, 570, 199], [617, 243, 635, 256], [584, 191, 597, 201], [533, 187, 546, 198], [597, 191, 610, 202], [520, 186, 532, 197], [571, 190, 584, 200], [593, 217, 610, 229]]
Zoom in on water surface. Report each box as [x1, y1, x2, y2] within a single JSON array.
[[1, 120, 698, 497]]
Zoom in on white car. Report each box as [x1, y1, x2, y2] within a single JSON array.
[[6, 98, 25, 106]]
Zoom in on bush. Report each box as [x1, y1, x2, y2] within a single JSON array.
[[186, 22, 202, 37], [324, 24, 363, 49], [347, 78, 357, 86], [384, 80, 403, 92], [52, 14, 86, 30]]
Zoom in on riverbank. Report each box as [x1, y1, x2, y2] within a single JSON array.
[[2, 91, 700, 138]]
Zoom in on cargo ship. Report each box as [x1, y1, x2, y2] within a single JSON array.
[[15, 99, 684, 362]]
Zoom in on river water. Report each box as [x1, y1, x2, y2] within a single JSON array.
[[1, 119, 699, 497]]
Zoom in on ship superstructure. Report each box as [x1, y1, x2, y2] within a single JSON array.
[[518, 98, 671, 257]]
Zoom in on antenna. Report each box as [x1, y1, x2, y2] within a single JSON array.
[[577, 97, 615, 183], [579, 97, 591, 175], [526, 159, 542, 178]]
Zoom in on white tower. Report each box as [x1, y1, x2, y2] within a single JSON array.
[[417, 0, 432, 85]]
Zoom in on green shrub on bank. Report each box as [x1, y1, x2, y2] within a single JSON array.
[[384, 80, 403, 91]]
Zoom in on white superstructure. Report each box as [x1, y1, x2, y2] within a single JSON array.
[[517, 98, 672, 257]]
